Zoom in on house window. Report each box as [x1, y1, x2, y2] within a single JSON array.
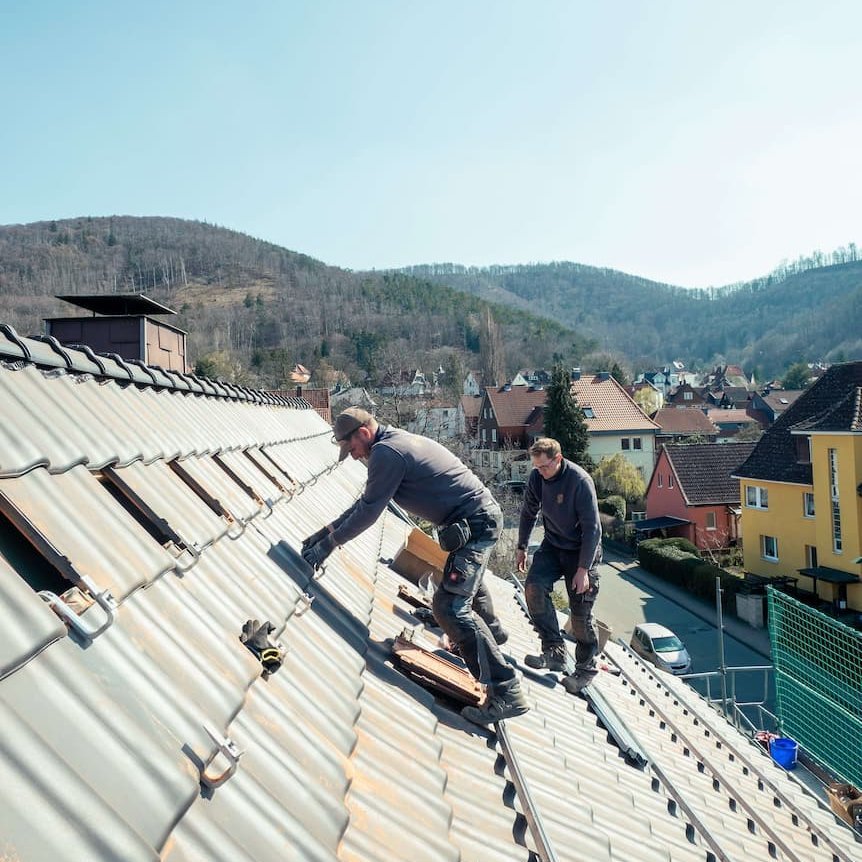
[[621, 438, 630, 450], [657, 474, 663, 488], [683, 391, 693, 401], [829, 448, 842, 552], [795, 436, 810, 464], [481, 428, 486, 442], [761, 535, 778, 562], [633, 438, 642, 450], [583, 407, 595, 419], [745, 485, 768, 509], [491, 428, 497, 443], [668, 473, 674, 489], [805, 545, 818, 568], [803, 492, 815, 518], [705, 511, 716, 530]]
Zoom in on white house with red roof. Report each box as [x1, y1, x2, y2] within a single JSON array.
[[473, 372, 659, 480]]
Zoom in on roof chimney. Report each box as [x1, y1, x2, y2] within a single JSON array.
[[596, 371, 611, 381], [46, 293, 189, 373], [571, 367, 581, 381]]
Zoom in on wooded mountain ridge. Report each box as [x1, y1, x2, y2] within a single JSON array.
[[402, 254, 862, 378], [0, 216, 859, 386], [0, 216, 586, 390]]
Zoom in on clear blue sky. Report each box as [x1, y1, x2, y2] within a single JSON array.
[[2, 1, 860, 288]]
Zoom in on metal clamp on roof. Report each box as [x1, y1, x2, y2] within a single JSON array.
[[294, 592, 315, 617], [507, 572, 531, 617], [38, 576, 117, 642], [200, 722, 244, 789], [166, 540, 201, 573]]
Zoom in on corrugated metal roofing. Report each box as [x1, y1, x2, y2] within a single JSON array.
[[0, 329, 859, 861]]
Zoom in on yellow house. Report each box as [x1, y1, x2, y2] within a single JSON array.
[[735, 363, 862, 612]]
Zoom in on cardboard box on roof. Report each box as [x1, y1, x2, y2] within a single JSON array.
[[826, 782, 862, 829], [392, 527, 448, 585]]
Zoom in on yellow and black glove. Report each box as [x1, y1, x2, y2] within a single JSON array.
[[240, 619, 284, 676]]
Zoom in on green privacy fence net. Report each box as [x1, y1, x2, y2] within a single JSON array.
[[768, 587, 862, 788]]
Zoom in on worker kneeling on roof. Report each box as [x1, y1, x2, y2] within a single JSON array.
[[302, 407, 529, 725]]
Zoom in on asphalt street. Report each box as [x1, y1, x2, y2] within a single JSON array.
[[594, 548, 776, 721]]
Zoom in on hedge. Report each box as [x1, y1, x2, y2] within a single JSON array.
[[598, 495, 626, 521], [637, 537, 741, 609]]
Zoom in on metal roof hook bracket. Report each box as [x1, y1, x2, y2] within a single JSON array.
[[295, 592, 315, 617], [38, 585, 116, 641], [226, 517, 247, 539], [200, 722, 244, 789]]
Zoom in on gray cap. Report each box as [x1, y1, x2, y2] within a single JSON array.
[[333, 407, 374, 460]]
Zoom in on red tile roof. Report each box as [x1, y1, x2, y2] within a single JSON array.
[[705, 408, 756, 425], [485, 387, 546, 428], [571, 375, 659, 432], [486, 376, 659, 433], [665, 442, 757, 504], [653, 407, 719, 436]]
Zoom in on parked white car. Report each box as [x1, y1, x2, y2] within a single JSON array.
[[629, 623, 692, 675]]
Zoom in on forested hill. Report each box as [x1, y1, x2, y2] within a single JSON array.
[[2, 217, 859, 386], [0, 217, 588, 388], [403, 259, 862, 377]]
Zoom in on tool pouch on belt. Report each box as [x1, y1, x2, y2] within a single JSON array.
[[438, 518, 471, 553]]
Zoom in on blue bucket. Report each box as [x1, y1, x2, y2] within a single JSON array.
[[769, 737, 798, 770]]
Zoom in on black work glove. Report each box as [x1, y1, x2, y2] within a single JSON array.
[[301, 533, 335, 570], [240, 619, 285, 675], [302, 525, 330, 551]]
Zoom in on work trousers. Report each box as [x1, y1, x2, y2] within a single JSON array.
[[431, 505, 518, 696], [524, 541, 601, 676]]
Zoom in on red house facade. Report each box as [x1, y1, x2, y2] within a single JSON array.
[[643, 442, 756, 550]]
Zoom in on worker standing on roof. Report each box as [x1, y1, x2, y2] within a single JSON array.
[[516, 437, 602, 695], [302, 407, 529, 725]]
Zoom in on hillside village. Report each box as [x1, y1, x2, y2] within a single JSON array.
[[0, 285, 861, 858], [6, 2, 862, 856]]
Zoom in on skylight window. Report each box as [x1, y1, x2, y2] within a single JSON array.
[[583, 407, 595, 418]]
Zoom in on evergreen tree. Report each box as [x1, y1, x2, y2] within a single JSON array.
[[782, 361, 811, 390], [543, 364, 594, 470], [610, 361, 629, 386]]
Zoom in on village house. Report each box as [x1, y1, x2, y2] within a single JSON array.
[[748, 388, 805, 427], [473, 372, 659, 481], [462, 369, 488, 397], [458, 393, 482, 438], [640, 442, 756, 550], [652, 406, 720, 447], [474, 384, 547, 475], [664, 381, 708, 408], [377, 368, 431, 398], [406, 402, 465, 441], [735, 361, 862, 615], [704, 407, 761, 441]]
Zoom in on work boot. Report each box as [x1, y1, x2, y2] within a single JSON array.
[[524, 645, 569, 672], [492, 626, 509, 646], [560, 671, 597, 695], [461, 687, 530, 726]]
